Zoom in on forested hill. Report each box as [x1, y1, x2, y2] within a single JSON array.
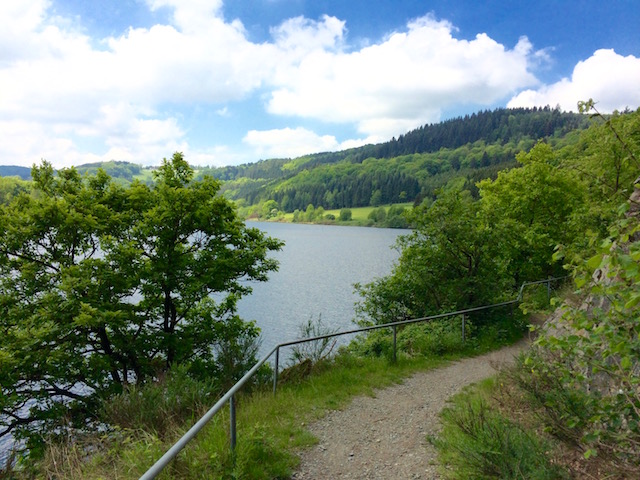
[[0, 165, 31, 180], [204, 107, 589, 212]]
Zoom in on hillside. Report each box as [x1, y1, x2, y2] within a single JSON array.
[[0, 165, 31, 180], [201, 106, 589, 212]]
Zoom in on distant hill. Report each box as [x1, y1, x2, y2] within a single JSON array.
[[200, 106, 590, 211], [0, 166, 31, 180]]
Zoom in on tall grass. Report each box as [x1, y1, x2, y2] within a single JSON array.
[[433, 377, 568, 480]]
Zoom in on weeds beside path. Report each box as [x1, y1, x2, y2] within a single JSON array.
[[292, 341, 528, 479]]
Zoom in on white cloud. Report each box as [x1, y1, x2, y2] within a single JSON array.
[[266, 15, 541, 140], [271, 14, 346, 54], [243, 127, 342, 158], [508, 49, 640, 112]]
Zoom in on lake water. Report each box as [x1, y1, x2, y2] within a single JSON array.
[[0, 222, 407, 465], [239, 222, 408, 358]]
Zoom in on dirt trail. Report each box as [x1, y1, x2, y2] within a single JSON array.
[[292, 342, 527, 479]]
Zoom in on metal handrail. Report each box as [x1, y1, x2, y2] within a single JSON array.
[[139, 276, 566, 479]]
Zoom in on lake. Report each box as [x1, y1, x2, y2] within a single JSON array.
[[0, 222, 407, 465], [238, 221, 408, 358]]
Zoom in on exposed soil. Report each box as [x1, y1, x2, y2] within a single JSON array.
[[291, 342, 527, 479]]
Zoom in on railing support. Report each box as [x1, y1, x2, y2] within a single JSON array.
[[547, 276, 551, 303], [229, 395, 237, 451], [461, 313, 466, 342], [273, 346, 279, 395], [392, 325, 397, 363]]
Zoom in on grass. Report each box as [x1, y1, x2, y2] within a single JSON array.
[[277, 202, 414, 225], [433, 376, 569, 480], [6, 307, 529, 479], [21, 354, 443, 479]]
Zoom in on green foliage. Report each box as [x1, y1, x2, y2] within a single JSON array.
[[507, 106, 640, 476], [0, 176, 30, 204], [478, 141, 588, 285], [435, 380, 568, 480], [16, 347, 450, 479], [339, 208, 352, 221], [0, 154, 283, 450], [289, 315, 338, 366], [75, 160, 142, 182], [355, 190, 507, 326], [521, 218, 640, 470], [212, 108, 588, 212], [101, 365, 221, 439], [349, 317, 466, 360]]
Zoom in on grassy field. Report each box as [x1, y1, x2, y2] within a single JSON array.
[[279, 202, 414, 225]]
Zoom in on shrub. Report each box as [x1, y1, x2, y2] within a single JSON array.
[[435, 383, 568, 479], [101, 365, 221, 439]]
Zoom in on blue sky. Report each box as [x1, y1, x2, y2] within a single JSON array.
[[1, 0, 639, 168]]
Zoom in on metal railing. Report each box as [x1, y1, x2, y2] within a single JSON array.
[[139, 276, 565, 479]]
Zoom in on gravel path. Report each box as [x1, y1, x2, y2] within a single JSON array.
[[291, 342, 527, 479]]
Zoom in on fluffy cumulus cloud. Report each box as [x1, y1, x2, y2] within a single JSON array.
[[243, 127, 347, 159], [0, 0, 271, 166], [508, 49, 640, 112], [266, 16, 540, 141]]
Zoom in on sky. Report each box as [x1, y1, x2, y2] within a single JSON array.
[[1, 0, 639, 169]]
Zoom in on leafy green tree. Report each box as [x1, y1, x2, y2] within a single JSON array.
[[0, 176, 30, 204], [304, 203, 315, 222], [478, 142, 588, 285], [0, 154, 282, 447], [339, 208, 352, 221], [385, 205, 409, 228], [370, 189, 382, 206], [367, 206, 386, 224], [356, 190, 505, 325], [565, 105, 640, 226], [261, 199, 279, 218]]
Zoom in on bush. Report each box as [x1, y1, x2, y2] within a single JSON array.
[[434, 382, 568, 479], [289, 315, 338, 366], [348, 317, 467, 359], [101, 365, 221, 439], [339, 208, 352, 221]]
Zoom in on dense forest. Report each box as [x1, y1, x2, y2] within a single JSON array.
[[203, 106, 589, 212]]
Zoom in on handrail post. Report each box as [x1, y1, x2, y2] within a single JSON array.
[[461, 313, 466, 342], [230, 395, 237, 451], [547, 276, 551, 303], [392, 325, 397, 363], [272, 346, 279, 395]]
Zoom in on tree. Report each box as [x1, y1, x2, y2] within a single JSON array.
[[478, 142, 588, 285], [356, 190, 505, 325], [261, 199, 279, 218], [0, 154, 282, 447], [370, 189, 382, 206], [339, 208, 352, 221]]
